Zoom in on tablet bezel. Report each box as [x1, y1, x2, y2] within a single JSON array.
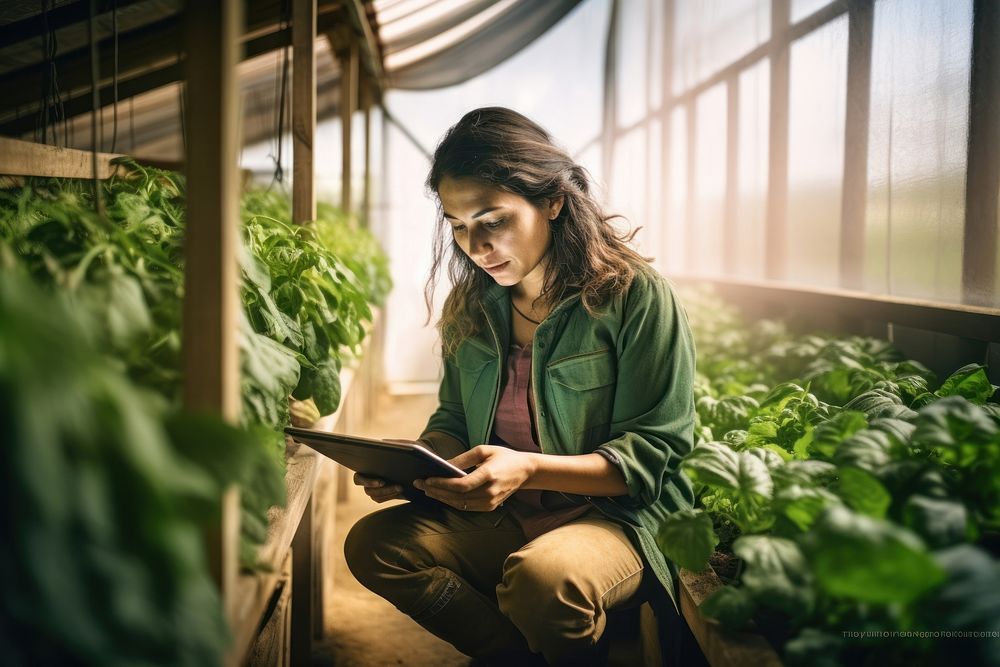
[[283, 426, 468, 481]]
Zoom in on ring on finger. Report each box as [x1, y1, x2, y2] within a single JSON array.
[[462, 501, 468, 511]]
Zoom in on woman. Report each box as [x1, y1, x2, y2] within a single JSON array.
[[345, 107, 696, 665]]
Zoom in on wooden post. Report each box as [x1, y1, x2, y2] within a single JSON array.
[[362, 74, 372, 229], [293, 0, 316, 225], [181, 0, 243, 646], [963, 0, 1000, 306], [600, 0, 619, 193], [765, 0, 791, 280], [660, 1, 675, 272], [340, 39, 359, 218], [724, 75, 739, 270], [839, 0, 874, 290]]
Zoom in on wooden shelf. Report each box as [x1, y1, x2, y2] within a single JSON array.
[[229, 446, 320, 665], [0, 136, 124, 179], [679, 568, 784, 667]]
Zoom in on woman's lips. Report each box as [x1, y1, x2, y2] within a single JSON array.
[[485, 261, 510, 275]]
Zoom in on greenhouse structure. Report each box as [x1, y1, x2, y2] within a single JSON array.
[[1, 0, 998, 666]]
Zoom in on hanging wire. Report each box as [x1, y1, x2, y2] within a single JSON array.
[[178, 46, 188, 158], [35, 0, 68, 146], [268, 0, 292, 190], [129, 96, 136, 152], [110, 0, 120, 153], [88, 0, 105, 216]]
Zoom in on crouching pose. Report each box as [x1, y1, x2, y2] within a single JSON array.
[[345, 107, 696, 665]]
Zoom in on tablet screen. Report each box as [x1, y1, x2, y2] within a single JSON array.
[[284, 426, 467, 488]]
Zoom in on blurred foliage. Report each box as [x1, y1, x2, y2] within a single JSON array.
[[659, 284, 1000, 667], [0, 160, 390, 664]]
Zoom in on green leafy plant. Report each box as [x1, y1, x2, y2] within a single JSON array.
[[662, 285, 1000, 667]]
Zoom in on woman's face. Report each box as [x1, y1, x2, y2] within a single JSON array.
[[438, 175, 560, 289]]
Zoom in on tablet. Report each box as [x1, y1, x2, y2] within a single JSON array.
[[283, 426, 467, 490]]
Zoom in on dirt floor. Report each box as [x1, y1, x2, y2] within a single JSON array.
[[311, 392, 472, 667]]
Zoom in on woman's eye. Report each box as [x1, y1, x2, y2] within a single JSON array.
[[451, 226, 466, 234], [485, 219, 505, 229]]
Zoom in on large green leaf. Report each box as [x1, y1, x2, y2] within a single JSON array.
[[833, 466, 891, 518], [800, 505, 946, 604], [699, 585, 756, 630], [935, 363, 998, 405], [902, 495, 973, 549], [733, 535, 814, 617], [655, 509, 719, 572], [682, 441, 773, 501]]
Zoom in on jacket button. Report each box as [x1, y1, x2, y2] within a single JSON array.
[[538, 341, 546, 348], [540, 409, 547, 418]]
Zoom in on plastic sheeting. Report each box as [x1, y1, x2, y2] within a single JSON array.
[[377, 0, 584, 90]]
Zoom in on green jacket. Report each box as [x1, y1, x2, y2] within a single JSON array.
[[419, 263, 697, 613]]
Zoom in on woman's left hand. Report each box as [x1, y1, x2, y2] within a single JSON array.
[[414, 445, 536, 511]]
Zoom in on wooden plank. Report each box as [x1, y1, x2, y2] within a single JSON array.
[[292, 0, 317, 225], [679, 568, 784, 667], [600, 0, 620, 190], [765, 0, 791, 280], [291, 495, 314, 665], [342, 0, 386, 91], [340, 39, 359, 216], [311, 457, 338, 639], [181, 1, 243, 663], [257, 447, 323, 571], [839, 0, 874, 290], [962, 0, 1000, 307], [228, 447, 320, 665], [672, 275, 1000, 342], [362, 76, 372, 228], [723, 75, 739, 270], [245, 549, 293, 667], [0, 136, 124, 179]]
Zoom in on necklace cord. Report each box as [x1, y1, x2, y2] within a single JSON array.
[[511, 300, 542, 325]]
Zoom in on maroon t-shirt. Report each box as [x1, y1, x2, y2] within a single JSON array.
[[491, 342, 591, 541]]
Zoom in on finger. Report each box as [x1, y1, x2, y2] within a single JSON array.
[[425, 466, 490, 493], [446, 446, 489, 471], [353, 473, 386, 488], [418, 485, 485, 509], [367, 485, 404, 502]]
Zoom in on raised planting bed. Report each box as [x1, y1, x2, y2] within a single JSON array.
[[679, 567, 783, 667]]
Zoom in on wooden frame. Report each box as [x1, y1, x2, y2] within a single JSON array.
[[962, 0, 1000, 307], [293, 0, 317, 225], [0, 136, 123, 179], [672, 275, 1000, 343]]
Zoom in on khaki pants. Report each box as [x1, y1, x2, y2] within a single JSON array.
[[344, 500, 649, 665]]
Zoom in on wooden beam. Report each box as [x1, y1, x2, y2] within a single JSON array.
[[839, 0, 874, 290], [671, 274, 1000, 343], [181, 3, 242, 661], [362, 74, 372, 228], [341, 0, 386, 92], [600, 0, 619, 192], [293, 0, 317, 225], [290, 496, 314, 665], [723, 75, 739, 271], [0, 136, 123, 178], [962, 0, 1000, 307], [0, 1, 343, 125], [340, 39, 359, 217], [0, 0, 147, 48], [764, 0, 791, 280], [660, 0, 676, 271]]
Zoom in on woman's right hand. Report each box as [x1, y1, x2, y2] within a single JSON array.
[[353, 472, 405, 503]]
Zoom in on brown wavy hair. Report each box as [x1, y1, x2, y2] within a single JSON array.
[[423, 106, 653, 360]]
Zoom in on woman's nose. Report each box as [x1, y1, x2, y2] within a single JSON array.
[[469, 227, 492, 254]]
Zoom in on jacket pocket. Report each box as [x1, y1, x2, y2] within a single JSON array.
[[547, 348, 616, 442]]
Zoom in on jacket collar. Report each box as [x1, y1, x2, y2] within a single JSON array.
[[478, 280, 583, 354]]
